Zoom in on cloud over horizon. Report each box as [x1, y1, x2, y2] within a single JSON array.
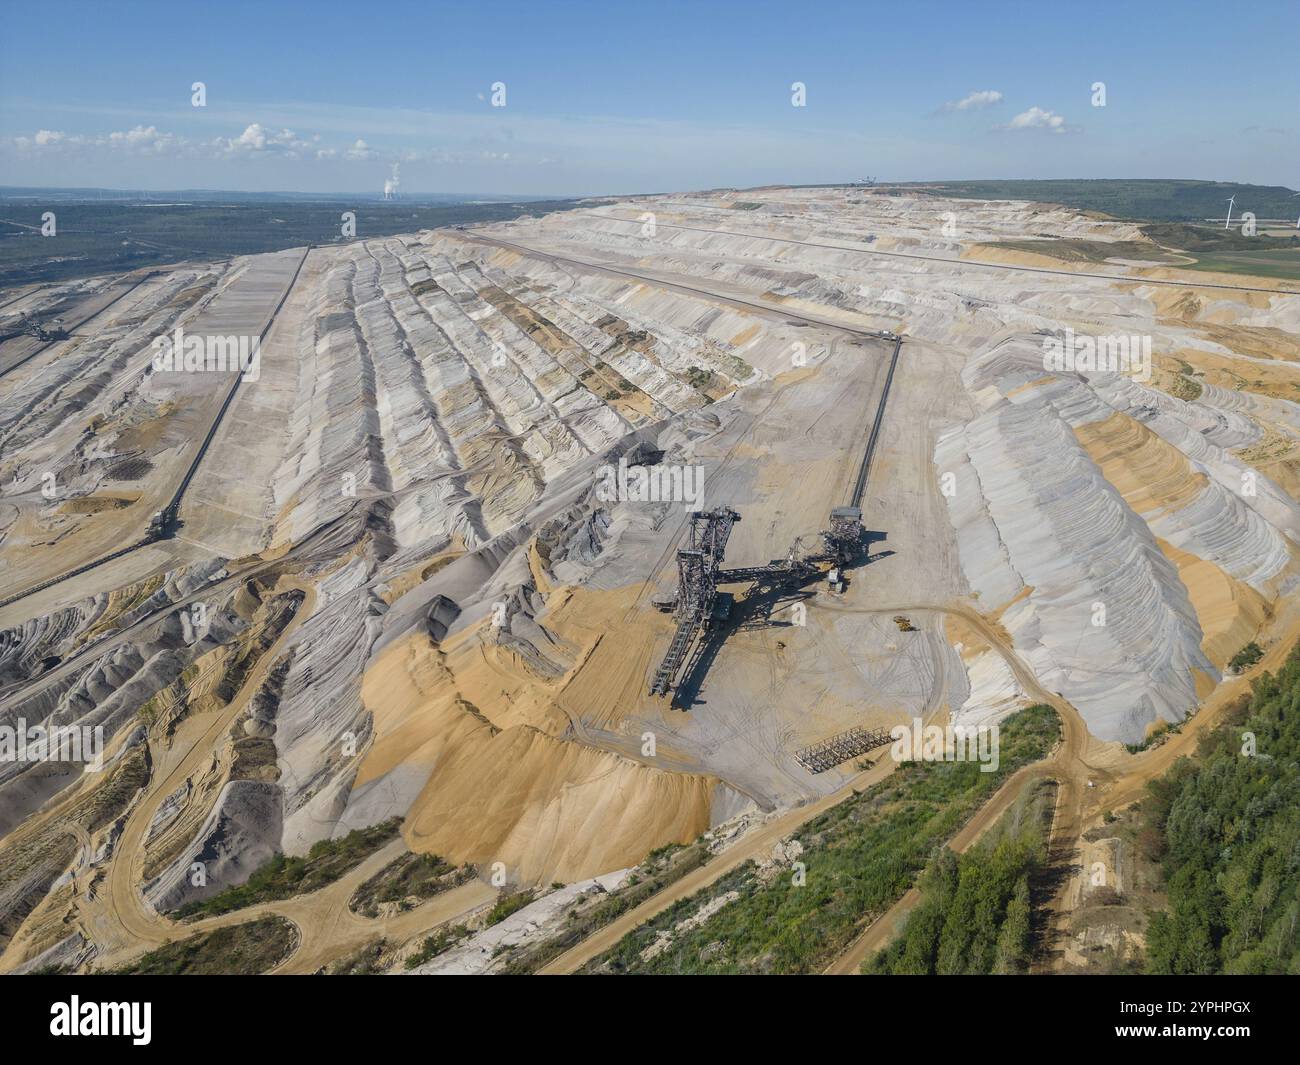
[[939, 90, 1003, 113], [999, 106, 1074, 134]]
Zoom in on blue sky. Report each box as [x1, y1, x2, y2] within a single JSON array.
[[1, 0, 1295, 195]]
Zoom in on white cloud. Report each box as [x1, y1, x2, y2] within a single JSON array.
[[16, 129, 91, 149], [940, 90, 1003, 113], [1000, 106, 1072, 134], [12, 120, 388, 169], [108, 125, 177, 153], [13, 121, 355, 163], [16, 125, 177, 152], [216, 123, 312, 156], [344, 138, 376, 160]]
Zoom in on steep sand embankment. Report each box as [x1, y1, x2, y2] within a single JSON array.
[[358, 624, 717, 885], [1074, 411, 1274, 669]]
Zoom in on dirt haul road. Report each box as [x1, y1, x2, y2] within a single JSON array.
[[1030, 597, 1300, 969], [576, 210, 1300, 297], [820, 757, 1060, 974], [7, 229, 904, 974], [0, 248, 310, 613], [62, 575, 491, 976], [93, 576, 317, 957], [0, 577, 309, 972], [536, 753, 900, 974], [540, 599, 1098, 975], [460, 233, 898, 342], [545, 587, 1269, 977], [812, 600, 1093, 974]]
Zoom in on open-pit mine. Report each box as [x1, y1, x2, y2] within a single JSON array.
[[3, 185, 1299, 975]]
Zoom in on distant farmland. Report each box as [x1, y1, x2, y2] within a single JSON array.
[[925, 181, 1300, 281]]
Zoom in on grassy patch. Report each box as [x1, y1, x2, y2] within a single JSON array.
[[1060, 805, 1167, 974], [1166, 372, 1203, 402], [585, 704, 1060, 974], [348, 851, 475, 918], [112, 916, 297, 975], [172, 818, 402, 920], [1179, 251, 1300, 281], [1228, 641, 1264, 673], [981, 222, 1300, 282], [484, 890, 535, 927], [403, 925, 471, 970], [864, 779, 1055, 974], [684, 365, 719, 392], [500, 840, 712, 975], [1140, 222, 1296, 252], [1124, 718, 1184, 755], [980, 238, 1182, 265], [1140, 223, 1300, 280]]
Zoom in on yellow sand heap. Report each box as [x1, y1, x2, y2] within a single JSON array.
[[1157, 539, 1269, 669], [1075, 411, 1207, 519], [1074, 412, 1269, 668], [357, 586, 718, 884]]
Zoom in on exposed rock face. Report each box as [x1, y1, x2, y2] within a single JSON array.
[[0, 561, 243, 834], [938, 333, 1296, 741], [145, 779, 282, 912]]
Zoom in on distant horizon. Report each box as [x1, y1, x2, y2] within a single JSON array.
[[2, 176, 1297, 202], [3, 0, 1295, 195], [0, 184, 580, 201]]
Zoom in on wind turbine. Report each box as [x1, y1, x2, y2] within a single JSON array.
[[1224, 195, 1236, 230]]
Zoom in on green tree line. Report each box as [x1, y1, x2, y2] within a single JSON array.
[[1142, 645, 1300, 974], [865, 779, 1051, 975]]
